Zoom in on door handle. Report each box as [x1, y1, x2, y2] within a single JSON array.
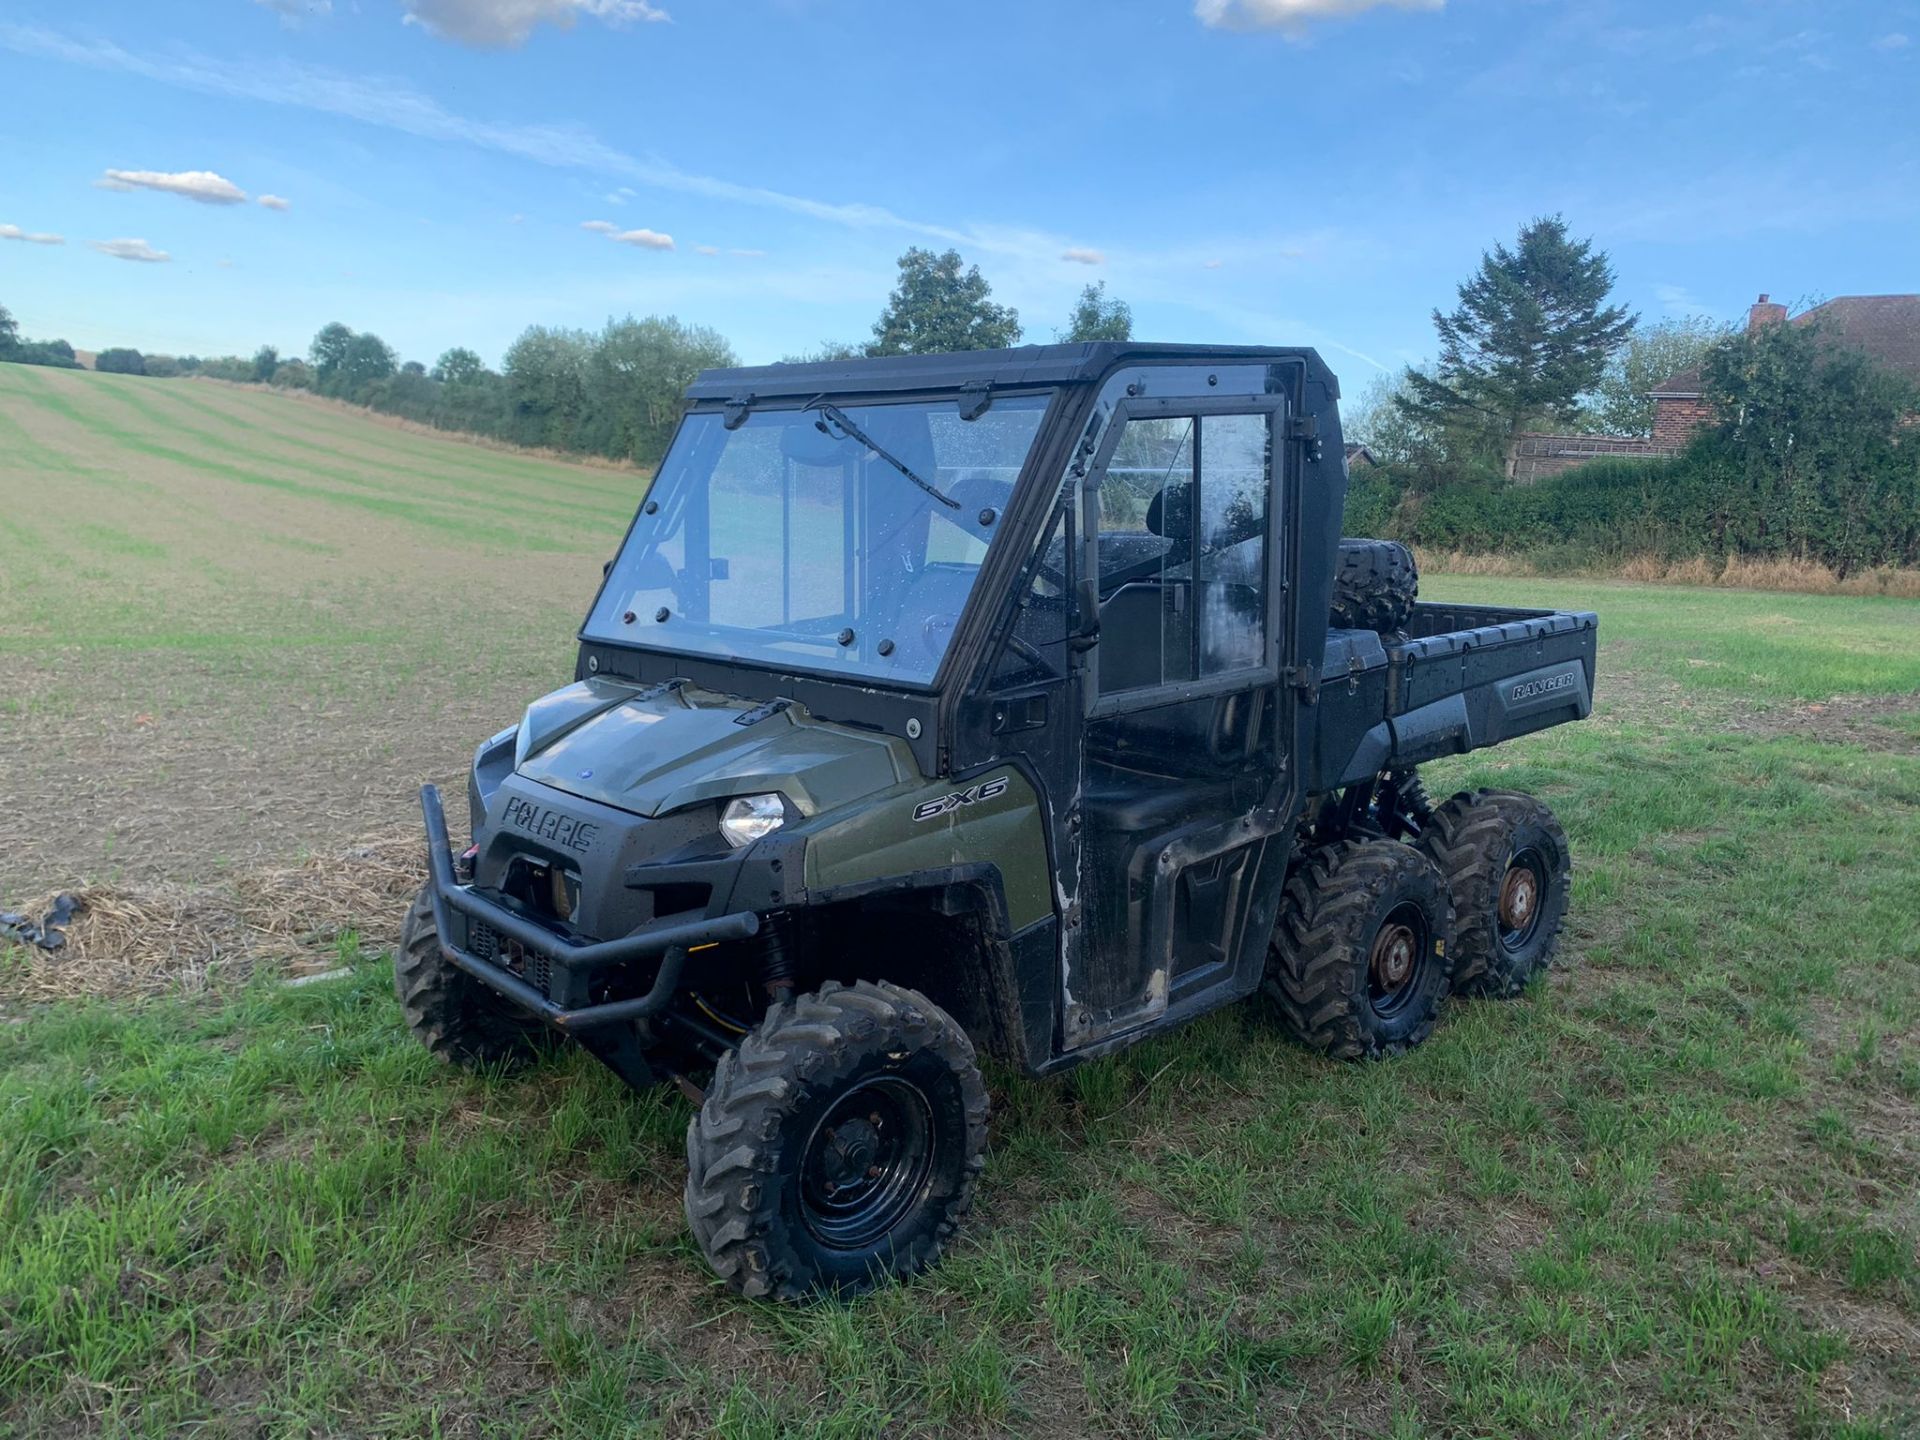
[[991, 692, 1049, 734]]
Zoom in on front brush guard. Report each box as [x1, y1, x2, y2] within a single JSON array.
[[417, 784, 759, 1033]]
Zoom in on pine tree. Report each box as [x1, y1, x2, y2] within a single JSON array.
[[1398, 216, 1634, 478]]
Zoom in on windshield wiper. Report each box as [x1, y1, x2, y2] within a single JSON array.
[[808, 400, 960, 510]]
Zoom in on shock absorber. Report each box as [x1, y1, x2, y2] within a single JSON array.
[[753, 912, 796, 1002], [1390, 769, 1437, 835]]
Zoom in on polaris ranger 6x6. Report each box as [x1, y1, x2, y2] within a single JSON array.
[[401, 343, 1596, 1301]]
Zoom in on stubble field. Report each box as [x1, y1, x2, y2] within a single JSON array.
[[2, 365, 1917, 1438]]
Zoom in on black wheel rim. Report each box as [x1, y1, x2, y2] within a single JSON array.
[[1367, 901, 1432, 1018], [1497, 847, 1547, 953], [799, 1076, 936, 1251]]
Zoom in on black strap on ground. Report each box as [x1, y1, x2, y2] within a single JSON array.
[[0, 893, 81, 953]]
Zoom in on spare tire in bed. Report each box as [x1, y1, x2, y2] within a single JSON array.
[[1331, 539, 1418, 632]]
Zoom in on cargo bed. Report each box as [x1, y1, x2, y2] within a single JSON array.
[[1310, 603, 1598, 791]]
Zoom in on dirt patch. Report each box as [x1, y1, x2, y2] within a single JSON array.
[[1, 831, 423, 1003], [1722, 692, 1920, 753]]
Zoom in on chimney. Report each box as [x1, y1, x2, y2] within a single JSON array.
[[1748, 293, 1788, 332]]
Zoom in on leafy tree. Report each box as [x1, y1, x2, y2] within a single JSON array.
[[868, 248, 1021, 356], [1345, 366, 1503, 486], [309, 322, 354, 385], [585, 315, 737, 462], [17, 339, 80, 369], [1579, 315, 1731, 438], [142, 354, 181, 378], [252, 345, 280, 384], [96, 348, 147, 375], [1698, 318, 1919, 574], [401, 359, 427, 377], [432, 347, 486, 385], [503, 325, 595, 449], [270, 359, 314, 389], [337, 332, 397, 395], [779, 340, 864, 364], [1059, 281, 1132, 343], [0, 303, 17, 355], [1398, 215, 1634, 479]]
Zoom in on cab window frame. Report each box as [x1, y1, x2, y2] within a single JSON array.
[[1080, 392, 1286, 719]]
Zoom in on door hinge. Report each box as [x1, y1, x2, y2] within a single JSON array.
[[1282, 662, 1320, 705]]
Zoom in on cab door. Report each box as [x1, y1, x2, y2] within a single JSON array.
[[1060, 394, 1290, 1049]]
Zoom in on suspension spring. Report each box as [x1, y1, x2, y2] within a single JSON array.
[[753, 912, 796, 1002], [1396, 770, 1437, 827]]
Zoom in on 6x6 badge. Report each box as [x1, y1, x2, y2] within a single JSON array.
[[911, 776, 1010, 823]]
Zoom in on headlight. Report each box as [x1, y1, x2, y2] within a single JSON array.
[[720, 793, 785, 849]]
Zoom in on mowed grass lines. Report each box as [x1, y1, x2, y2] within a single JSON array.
[[0, 365, 646, 889]]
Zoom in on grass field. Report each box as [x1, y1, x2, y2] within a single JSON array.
[[2, 367, 1918, 1438]]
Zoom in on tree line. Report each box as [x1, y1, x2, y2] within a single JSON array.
[[1, 251, 1128, 467], [7, 226, 1914, 574]]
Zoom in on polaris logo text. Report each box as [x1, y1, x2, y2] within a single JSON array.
[[501, 796, 600, 854], [1510, 672, 1577, 703], [912, 776, 1011, 823]]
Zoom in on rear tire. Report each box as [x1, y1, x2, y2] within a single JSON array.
[[1266, 840, 1455, 1060], [685, 979, 988, 1303], [1419, 790, 1571, 998], [1331, 538, 1419, 633], [392, 883, 547, 1069]]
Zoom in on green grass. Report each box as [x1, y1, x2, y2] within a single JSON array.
[[4, 616, 1917, 1436], [2, 367, 1918, 1435]]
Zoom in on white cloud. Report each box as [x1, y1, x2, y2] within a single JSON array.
[[258, 193, 291, 210], [92, 237, 171, 263], [1203, 259, 1224, 269], [0, 223, 64, 244], [1061, 247, 1105, 265], [693, 244, 720, 255], [613, 227, 674, 250], [0, 24, 1083, 270], [1874, 32, 1910, 50], [401, 0, 669, 48], [99, 168, 248, 204], [580, 218, 617, 232], [729, 248, 766, 258], [1195, 0, 1442, 35]]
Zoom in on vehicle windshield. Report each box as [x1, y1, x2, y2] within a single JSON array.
[[584, 393, 1053, 685]]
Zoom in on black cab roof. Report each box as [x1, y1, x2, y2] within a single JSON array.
[[683, 342, 1336, 402]]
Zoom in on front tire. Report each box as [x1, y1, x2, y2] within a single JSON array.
[[392, 883, 547, 1069], [684, 980, 988, 1303], [1420, 789, 1571, 998], [1266, 839, 1456, 1060]]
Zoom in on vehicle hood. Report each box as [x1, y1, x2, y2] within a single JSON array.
[[513, 678, 919, 818]]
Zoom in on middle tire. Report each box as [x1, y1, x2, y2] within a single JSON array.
[[684, 979, 989, 1303], [1266, 839, 1456, 1060]]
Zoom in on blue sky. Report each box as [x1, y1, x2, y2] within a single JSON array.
[[1, 1, 1915, 378]]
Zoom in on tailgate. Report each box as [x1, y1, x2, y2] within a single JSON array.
[[1386, 603, 1597, 764]]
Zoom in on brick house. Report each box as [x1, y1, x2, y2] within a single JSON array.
[[1649, 291, 1920, 448]]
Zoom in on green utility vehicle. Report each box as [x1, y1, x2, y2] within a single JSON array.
[[400, 343, 1596, 1301]]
